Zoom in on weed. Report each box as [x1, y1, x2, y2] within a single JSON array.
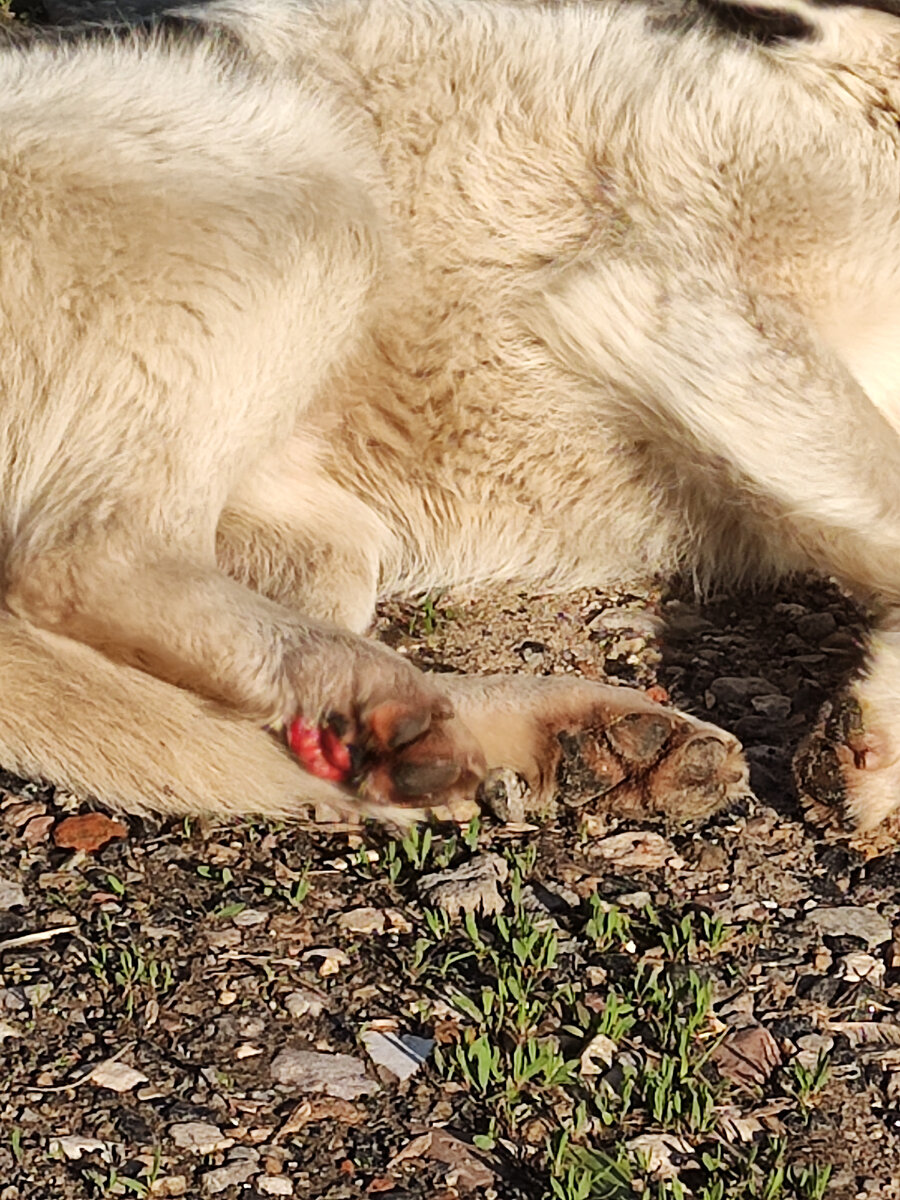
[[786, 1052, 831, 1116]]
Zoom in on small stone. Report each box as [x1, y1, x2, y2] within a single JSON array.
[[202, 1160, 258, 1195], [270, 1049, 378, 1100], [258, 1180, 293, 1197], [796, 612, 837, 643], [169, 1122, 233, 1154], [419, 853, 508, 916], [232, 908, 268, 928], [750, 694, 792, 721], [362, 1030, 434, 1081], [337, 907, 385, 935], [0, 878, 26, 910], [150, 1178, 188, 1198], [804, 906, 892, 949], [709, 677, 777, 706]]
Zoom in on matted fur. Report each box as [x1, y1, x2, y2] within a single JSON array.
[[0, 0, 898, 825]]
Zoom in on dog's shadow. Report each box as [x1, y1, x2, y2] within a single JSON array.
[[655, 574, 867, 821]]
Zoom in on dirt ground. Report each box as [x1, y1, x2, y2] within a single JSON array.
[[2, 575, 900, 1199]]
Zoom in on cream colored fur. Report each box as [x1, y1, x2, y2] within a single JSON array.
[[0, 0, 898, 825]]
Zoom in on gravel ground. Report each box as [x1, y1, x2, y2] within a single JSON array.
[[2, 574, 900, 1199]]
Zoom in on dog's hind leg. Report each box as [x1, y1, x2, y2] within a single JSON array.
[[219, 434, 748, 823]]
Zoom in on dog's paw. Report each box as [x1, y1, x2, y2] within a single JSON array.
[[447, 675, 749, 821], [286, 699, 485, 811], [552, 701, 749, 820], [794, 691, 900, 832]]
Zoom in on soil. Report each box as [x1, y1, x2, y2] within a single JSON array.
[[2, 574, 900, 1199]]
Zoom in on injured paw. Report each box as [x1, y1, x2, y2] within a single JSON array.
[[285, 699, 485, 811]]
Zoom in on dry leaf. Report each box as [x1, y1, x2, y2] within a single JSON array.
[[89, 1060, 149, 1093], [579, 1033, 617, 1075], [827, 1021, 900, 1048], [712, 1024, 781, 1088], [389, 1129, 495, 1192], [627, 1133, 698, 1179], [278, 1097, 364, 1138], [22, 815, 55, 846], [419, 853, 508, 916], [53, 813, 127, 852], [592, 831, 684, 871]]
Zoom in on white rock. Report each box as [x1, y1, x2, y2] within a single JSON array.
[[270, 1048, 378, 1099], [257, 1179, 293, 1196], [169, 1122, 234, 1154], [89, 1060, 149, 1093], [362, 1030, 434, 1081], [804, 906, 892, 949], [201, 1159, 258, 1195], [0, 878, 26, 910]]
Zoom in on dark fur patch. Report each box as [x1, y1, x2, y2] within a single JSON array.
[[698, 0, 815, 42]]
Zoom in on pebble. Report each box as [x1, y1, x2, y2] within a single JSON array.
[[169, 1122, 234, 1154], [708, 676, 777, 706], [258, 1180, 293, 1197], [750, 694, 792, 720], [270, 1048, 378, 1100], [337, 907, 386, 935], [419, 853, 508, 916], [201, 1159, 258, 1195], [0, 878, 26, 910], [796, 612, 837, 643], [803, 906, 892, 949]]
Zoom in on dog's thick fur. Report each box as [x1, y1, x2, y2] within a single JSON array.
[[1, 0, 899, 826]]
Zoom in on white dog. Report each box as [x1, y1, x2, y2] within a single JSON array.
[[0, 0, 897, 828]]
